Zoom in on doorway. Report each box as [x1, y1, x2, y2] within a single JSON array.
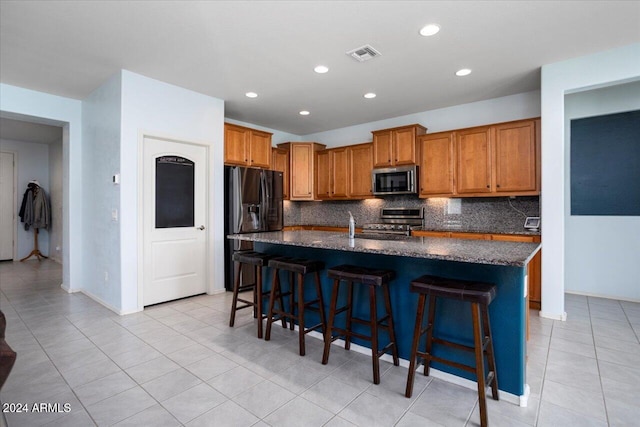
[[142, 136, 209, 306]]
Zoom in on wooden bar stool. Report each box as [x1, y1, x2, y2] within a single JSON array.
[[265, 257, 327, 356], [405, 275, 499, 427], [229, 251, 282, 338], [322, 264, 399, 384]]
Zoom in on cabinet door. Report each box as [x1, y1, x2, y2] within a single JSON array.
[[494, 121, 537, 193], [373, 130, 393, 167], [331, 147, 349, 198], [419, 133, 455, 196], [315, 150, 331, 199], [492, 234, 541, 309], [290, 144, 314, 200], [456, 127, 492, 194], [224, 125, 248, 165], [348, 144, 373, 198], [271, 148, 289, 199], [394, 127, 417, 165], [249, 130, 272, 168]]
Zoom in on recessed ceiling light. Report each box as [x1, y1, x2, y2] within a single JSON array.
[[455, 68, 472, 77], [245, 92, 258, 98], [314, 65, 329, 74], [364, 92, 377, 99], [299, 110, 310, 116], [419, 24, 440, 36]]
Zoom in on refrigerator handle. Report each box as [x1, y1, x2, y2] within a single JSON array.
[[260, 171, 268, 231], [233, 167, 243, 234]]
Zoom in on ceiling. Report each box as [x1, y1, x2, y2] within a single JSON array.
[[1, 1, 639, 135]]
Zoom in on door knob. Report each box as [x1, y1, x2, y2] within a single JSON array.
[[197, 225, 205, 230]]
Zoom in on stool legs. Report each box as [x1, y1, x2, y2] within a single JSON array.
[[369, 285, 380, 384], [405, 293, 426, 398], [472, 302, 489, 427], [229, 260, 242, 328], [482, 304, 499, 400], [323, 279, 398, 385], [424, 294, 437, 376], [265, 268, 326, 356], [382, 282, 400, 367], [322, 279, 341, 364]]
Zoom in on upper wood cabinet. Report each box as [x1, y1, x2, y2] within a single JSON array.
[[419, 118, 540, 198], [348, 143, 374, 198], [372, 124, 426, 167], [224, 123, 272, 168], [277, 142, 326, 201], [315, 146, 359, 200], [419, 132, 455, 197], [493, 120, 537, 193], [456, 126, 493, 194], [271, 147, 290, 200]]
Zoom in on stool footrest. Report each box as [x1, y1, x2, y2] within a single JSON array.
[[236, 284, 255, 293], [420, 352, 476, 375], [432, 336, 475, 353], [234, 301, 254, 310], [377, 342, 396, 358], [329, 327, 370, 342]]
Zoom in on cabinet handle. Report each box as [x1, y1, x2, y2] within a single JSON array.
[[497, 184, 500, 188], [486, 185, 490, 188]]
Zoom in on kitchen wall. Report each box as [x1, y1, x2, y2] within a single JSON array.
[[0, 138, 50, 259], [301, 91, 541, 147], [81, 72, 123, 311], [225, 118, 300, 145], [285, 196, 539, 234], [564, 81, 640, 301], [119, 70, 225, 313]]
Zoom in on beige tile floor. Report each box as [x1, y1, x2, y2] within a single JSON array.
[[0, 260, 639, 426]]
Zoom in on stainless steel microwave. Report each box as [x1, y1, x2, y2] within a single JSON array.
[[371, 165, 418, 196]]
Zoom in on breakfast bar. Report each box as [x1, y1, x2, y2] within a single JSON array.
[[227, 230, 541, 404]]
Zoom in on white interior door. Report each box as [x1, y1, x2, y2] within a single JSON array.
[[143, 137, 208, 306], [0, 152, 15, 261]]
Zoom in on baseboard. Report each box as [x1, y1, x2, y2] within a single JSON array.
[[305, 330, 529, 407], [60, 283, 78, 293], [79, 289, 134, 316], [565, 290, 640, 304], [539, 311, 567, 321]]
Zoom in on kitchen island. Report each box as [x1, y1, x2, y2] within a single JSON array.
[[227, 230, 540, 404]]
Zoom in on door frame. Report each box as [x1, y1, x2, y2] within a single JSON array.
[[136, 132, 211, 311], [0, 150, 18, 261]]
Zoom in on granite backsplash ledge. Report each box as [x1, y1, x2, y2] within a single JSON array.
[[283, 196, 540, 234]]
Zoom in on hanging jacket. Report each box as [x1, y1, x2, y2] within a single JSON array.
[[32, 188, 50, 230]]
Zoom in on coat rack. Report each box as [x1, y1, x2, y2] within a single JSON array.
[[20, 228, 47, 262], [19, 180, 50, 262]]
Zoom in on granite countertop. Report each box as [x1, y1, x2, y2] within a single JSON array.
[[228, 230, 541, 267]]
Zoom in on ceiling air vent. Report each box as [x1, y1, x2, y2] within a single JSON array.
[[346, 45, 381, 62]]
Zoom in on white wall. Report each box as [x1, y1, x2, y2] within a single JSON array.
[[48, 140, 63, 263], [564, 81, 640, 301], [0, 84, 82, 291], [302, 91, 541, 147], [120, 70, 225, 313], [81, 72, 123, 310], [540, 43, 640, 319], [224, 118, 300, 145], [0, 138, 50, 259]]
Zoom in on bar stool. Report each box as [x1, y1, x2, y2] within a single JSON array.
[[322, 264, 399, 384], [229, 251, 283, 338], [405, 275, 499, 427], [264, 257, 327, 356]]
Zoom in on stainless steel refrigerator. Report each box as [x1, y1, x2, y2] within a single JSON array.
[[224, 166, 283, 290]]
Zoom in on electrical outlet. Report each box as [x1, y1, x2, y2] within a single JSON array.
[[111, 208, 118, 222]]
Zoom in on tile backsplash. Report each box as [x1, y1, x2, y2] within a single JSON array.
[[284, 196, 540, 234]]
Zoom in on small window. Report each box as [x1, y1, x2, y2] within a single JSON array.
[[155, 156, 194, 228]]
